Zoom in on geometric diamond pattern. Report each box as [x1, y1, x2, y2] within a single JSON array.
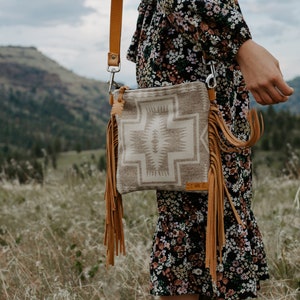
[[116, 81, 210, 193]]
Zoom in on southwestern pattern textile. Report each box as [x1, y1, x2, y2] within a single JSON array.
[[115, 81, 210, 194]]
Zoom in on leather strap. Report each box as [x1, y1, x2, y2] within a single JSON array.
[[108, 0, 123, 68]]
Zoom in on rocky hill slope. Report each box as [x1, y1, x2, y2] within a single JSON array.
[[0, 46, 110, 155]]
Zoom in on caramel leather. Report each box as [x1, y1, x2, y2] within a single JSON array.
[[107, 0, 123, 67], [110, 86, 128, 116], [185, 182, 209, 191], [204, 89, 263, 282], [104, 114, 126, 266], [108, 52, 120, 67]]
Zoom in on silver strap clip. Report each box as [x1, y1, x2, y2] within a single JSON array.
[[202, 57, 217, 89], [107, 66, 121, 94]]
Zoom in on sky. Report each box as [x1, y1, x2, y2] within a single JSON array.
[[0, 0, 299, 87]]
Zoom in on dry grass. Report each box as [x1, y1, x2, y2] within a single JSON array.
[[0, 157, 299, 299], [252, 177, 300, 299]]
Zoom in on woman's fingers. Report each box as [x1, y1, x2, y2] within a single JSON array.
[[275, 80, 294, 98], [250, 85, 291, 106], [250, 89, 274, 106]]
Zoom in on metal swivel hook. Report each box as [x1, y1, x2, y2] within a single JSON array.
[[205, 61, 217, 89], [107, 66, 121, 94]]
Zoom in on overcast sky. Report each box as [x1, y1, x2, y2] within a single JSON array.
[[0, 0, 299, 87]]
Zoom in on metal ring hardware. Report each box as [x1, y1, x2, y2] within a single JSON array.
[[107, 66, 121, 94], [205, 60, 217, 89]]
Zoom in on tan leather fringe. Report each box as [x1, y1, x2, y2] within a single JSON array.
[[205, 88, 263, 282], [104, 113, 125, 267], [104, 87, 129, 267]]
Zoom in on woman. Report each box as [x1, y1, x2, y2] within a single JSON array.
[[127, 0, 293, 299]]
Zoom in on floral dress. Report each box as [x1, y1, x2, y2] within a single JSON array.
[[127, 0, 269, 299]]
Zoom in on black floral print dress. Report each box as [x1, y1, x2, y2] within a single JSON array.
[[127, 0, 269, 299]]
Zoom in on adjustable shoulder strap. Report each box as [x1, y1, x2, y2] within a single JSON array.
[[108, 0, 123, 69]]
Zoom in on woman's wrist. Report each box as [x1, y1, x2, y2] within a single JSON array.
[[236, 39, 256, 66]]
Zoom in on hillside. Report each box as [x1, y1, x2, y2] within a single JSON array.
[[284, 76, 300, 112], [0, 46, 111, 157], [0, 45, 299, 162]]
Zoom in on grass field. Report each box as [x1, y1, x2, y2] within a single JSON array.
[[0, 151, 299, 299]]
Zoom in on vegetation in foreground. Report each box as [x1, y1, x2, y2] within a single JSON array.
[[0, 151, 299, 299]]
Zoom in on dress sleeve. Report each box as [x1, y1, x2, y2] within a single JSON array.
[[158, 0, 251, 63], [127, 1, 150, 63]]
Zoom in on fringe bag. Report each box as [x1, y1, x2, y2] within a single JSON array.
[[104, 0, 264, 282]]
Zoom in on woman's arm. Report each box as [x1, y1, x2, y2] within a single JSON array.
[[159, 0, 294, 103], [236, 39, 294, 105]]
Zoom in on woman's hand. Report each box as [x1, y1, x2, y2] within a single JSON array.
[[236, 39, 294, 105]]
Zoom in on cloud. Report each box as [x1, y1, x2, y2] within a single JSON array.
[[0, 0, 138, 86], [241, 0, 300, 80], [0, 0, 95, 26], [242, 0, 300, 28], [0, 0, 298, 85]]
